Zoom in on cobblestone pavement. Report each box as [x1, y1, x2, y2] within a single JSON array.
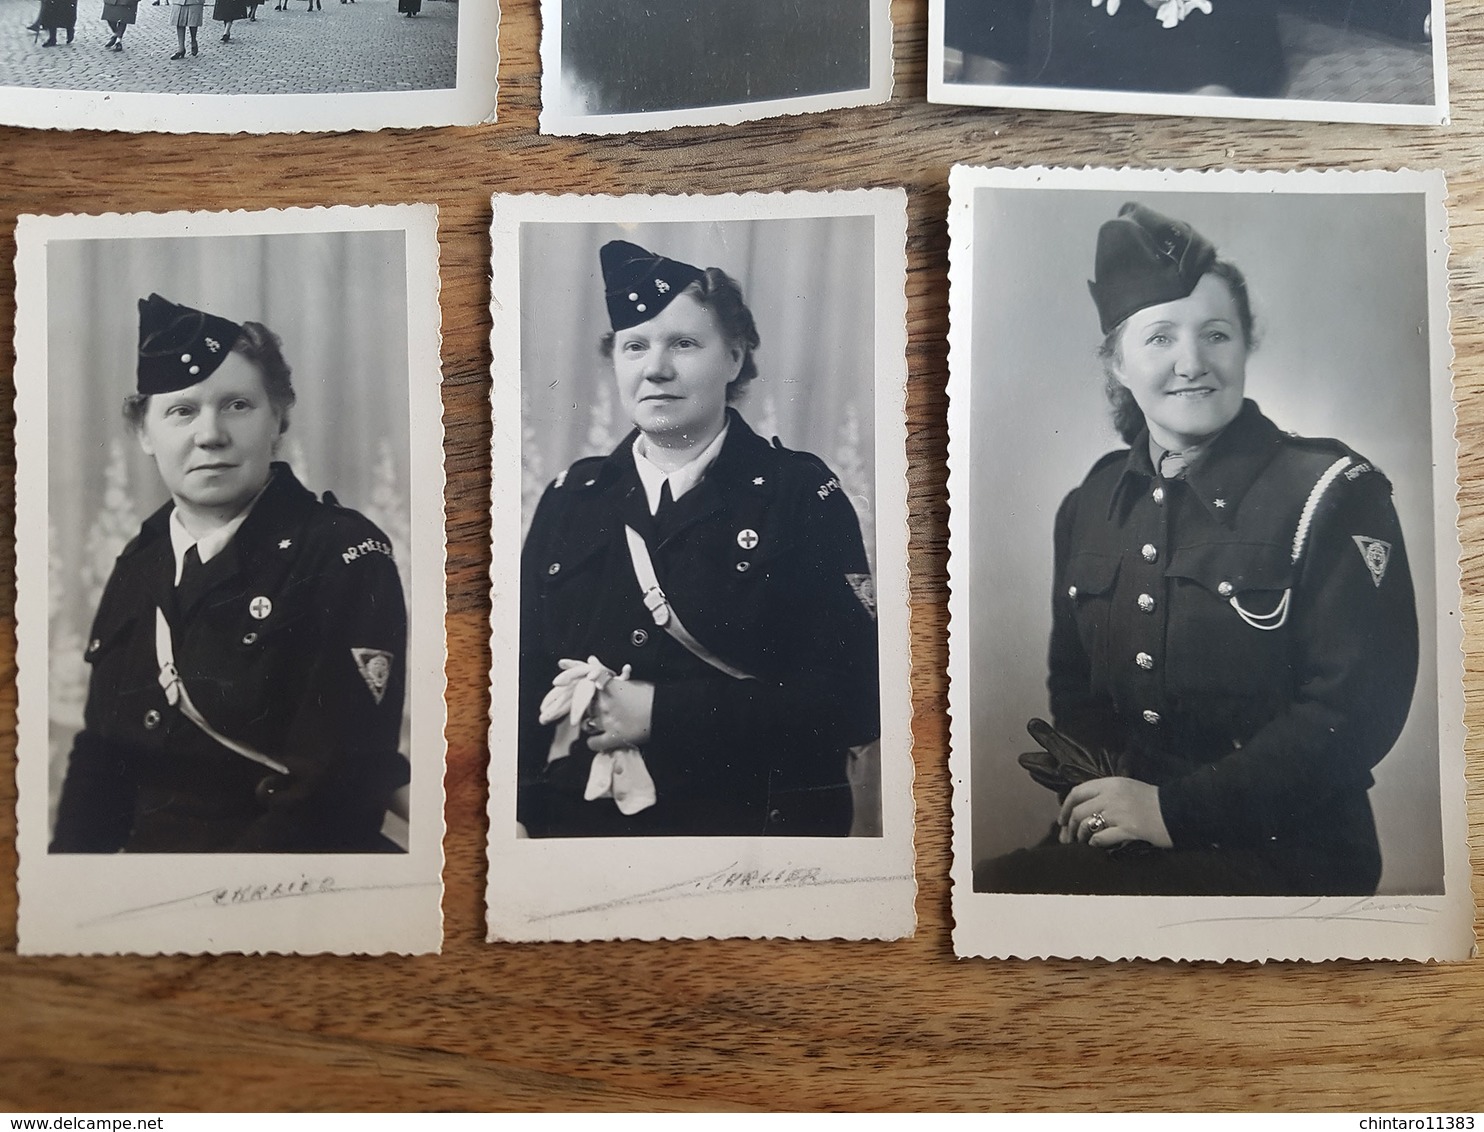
[[0, 0, 456, 95]]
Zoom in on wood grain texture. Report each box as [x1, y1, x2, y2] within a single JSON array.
[[2, 0, 1483, 1110]]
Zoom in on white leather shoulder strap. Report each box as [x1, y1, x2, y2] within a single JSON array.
[[623, 525, 755, 682]]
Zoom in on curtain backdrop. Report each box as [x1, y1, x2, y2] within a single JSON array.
[[45, 230, 413, 803], [517, 215, 878, 573]]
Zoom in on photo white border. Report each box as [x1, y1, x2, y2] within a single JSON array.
[[926, 0, 1449, 127], [537, 0, 893, 136], [0, 0, 497, 133], [487, 189, 915, 942], [945, 165, 1472, 962], [14, 204, 448, 955]]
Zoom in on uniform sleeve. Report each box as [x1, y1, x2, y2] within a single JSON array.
[[1158, 470, 1420, 849], [644, 473, 881, 793], [516, 483, 566, 832], [51, 569, 141, 853], [1047, 487, 1118, 751], [235, 539, 409, 851]]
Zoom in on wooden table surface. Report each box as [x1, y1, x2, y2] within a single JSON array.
[[3, 0, 1484, 1112]]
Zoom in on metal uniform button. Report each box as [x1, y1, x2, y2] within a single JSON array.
[[1142, 710, 1161, 725], [630, 628, 649, 647], [87, 638, 101, 656], [242, 631, 259, 645], [1137, 593, 1155, 614], [1152, 487, 1166, 504], [735, 561, 750, 573], [1135, 651, 1154, 671], [1067, 586, 1078, 600], [1141, 543, 1158, 563], [547, 562, 561, 576], [143, 709, 161, 729], [1218, 581, 1234, 597]]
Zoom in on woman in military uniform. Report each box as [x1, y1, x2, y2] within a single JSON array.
[[517, 240, 881, 838], [50, 293, 408, 854], [975, 203, 1419, 896]]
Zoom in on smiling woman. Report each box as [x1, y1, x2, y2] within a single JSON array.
[[49, 293, 410, 854], [516, 240, 882, 839], [973, 202, 1421, 897]]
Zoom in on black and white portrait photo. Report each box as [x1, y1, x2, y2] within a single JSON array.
[[488, 191, 914, 942], [945, 167, 1471, 962], [0, 0, 497, 131], [928, 0, 1447, 125], [15, 206, 447, 955], [539, 0, 892, 134]]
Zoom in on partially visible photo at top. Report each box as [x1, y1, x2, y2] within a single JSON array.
[[928, 0, 1446, 125], [540, 0, 894, 135], [0, 0, 499, 132]]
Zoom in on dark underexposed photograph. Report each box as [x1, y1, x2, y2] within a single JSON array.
[[960, 186, 1443, 900], [543, 0, 881, 128], [938, 0, 1440, 117], [44, 229, 415, 855], [515, 217, 883, 840]]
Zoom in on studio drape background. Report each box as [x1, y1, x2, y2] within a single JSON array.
[[44, 230, 413, 816]]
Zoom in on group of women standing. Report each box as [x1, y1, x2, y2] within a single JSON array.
[[27, 0, 422, 55]]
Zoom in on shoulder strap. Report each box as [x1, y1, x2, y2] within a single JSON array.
[[622, 525, 755, 682], [154, 607, 292, 775]]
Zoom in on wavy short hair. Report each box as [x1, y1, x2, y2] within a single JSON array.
[[122, 320, 297, 432], [600, 267, 761, 402], [1096, 260, 1256, 446]]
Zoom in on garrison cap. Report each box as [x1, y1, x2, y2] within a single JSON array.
[[137, 292, 244, 395], [600, 240, 705, 332], [1088, 203, 1218, 334]]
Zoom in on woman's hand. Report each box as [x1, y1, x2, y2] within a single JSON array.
[[1058, 777, 1174, 849], [585, 676, 655, 752]]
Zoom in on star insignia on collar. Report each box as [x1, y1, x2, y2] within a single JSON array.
[[1213, 498, 1227, 509], [753, 477, 765, 486], [278, 538, 293, 549]]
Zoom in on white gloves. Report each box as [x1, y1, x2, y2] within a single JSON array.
[[540, 656, 658, 816]]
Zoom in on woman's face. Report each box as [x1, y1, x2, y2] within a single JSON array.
[[1111, 272, 1248, 452], [613, 292, 742, 449], [136, 351, 283, 522]]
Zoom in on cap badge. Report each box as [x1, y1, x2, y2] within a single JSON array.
[[737, 529, 759, 550], [248, 596, 273, 620]]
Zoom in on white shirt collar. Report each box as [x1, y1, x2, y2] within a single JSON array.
[[631, 421, 730, 516], [167, 482, 269, 585]]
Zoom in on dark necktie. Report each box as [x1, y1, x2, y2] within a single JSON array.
[[1159, 449, 1190, 481], [176, 544, 206, 613], [654, 479, 676, 536]]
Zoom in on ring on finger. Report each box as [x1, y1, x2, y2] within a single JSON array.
[[1084, 812, 1108, 834]]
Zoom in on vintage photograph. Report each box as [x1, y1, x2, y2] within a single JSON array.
[[0, 0, 497, 131], [488, 190, 915, 942], [928, 0, 1447, 125], [539, 0, 893, 134], [15, 205, 447, 955], [946, 167, 1471, 961]]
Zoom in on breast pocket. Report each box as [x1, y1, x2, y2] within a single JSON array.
[[1064, 551, 1120, 688], [1165, 541, 1294, 696]]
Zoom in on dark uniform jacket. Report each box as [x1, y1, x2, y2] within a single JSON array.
[[51, 464, 409, 854], [1049, 400, 1419, 894], [518, 410, 881, 838]]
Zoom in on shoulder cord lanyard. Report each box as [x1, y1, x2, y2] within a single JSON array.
[[1229, 455, 1353, 632], [154, 607, 291, 775], [622, 525, 755, 682]]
